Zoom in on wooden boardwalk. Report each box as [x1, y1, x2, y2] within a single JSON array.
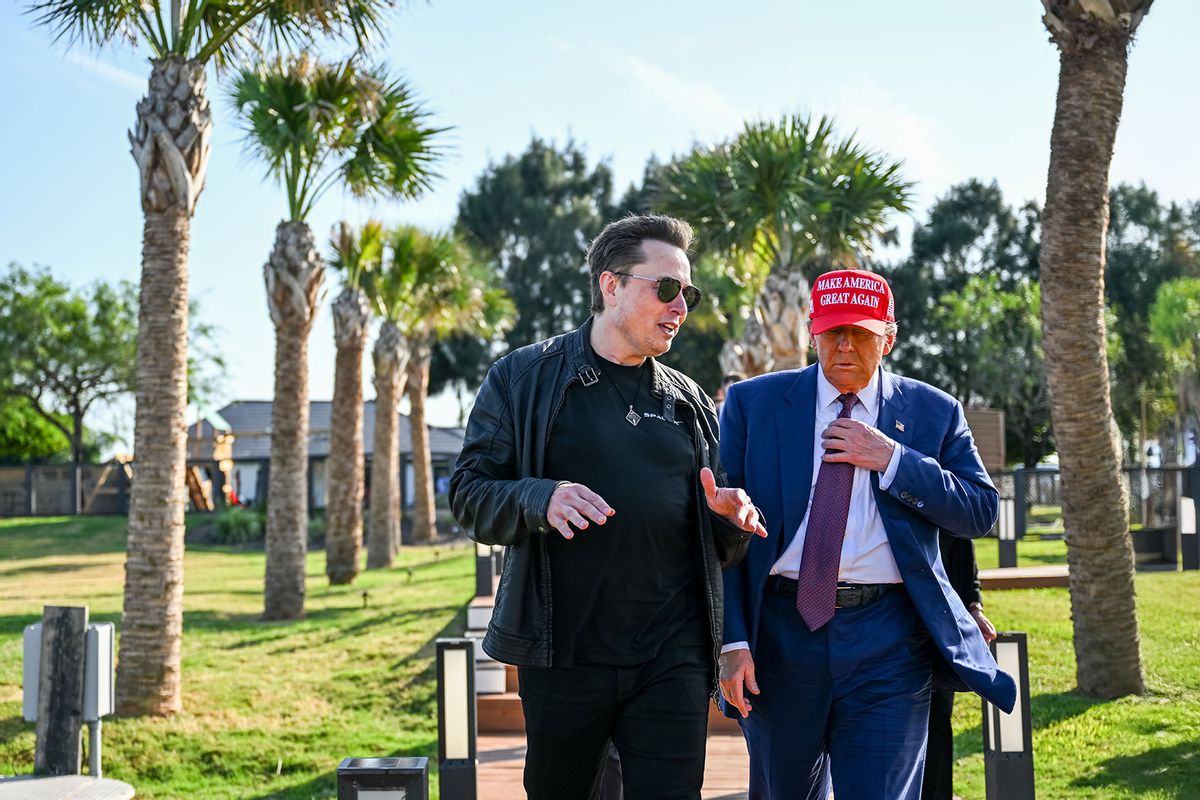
[[0, 775, 135, 799], [478, 732, 750, 799], [979, 564, 1069, 589]]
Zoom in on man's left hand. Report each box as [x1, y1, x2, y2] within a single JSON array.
[[820, 418, 896, 472], [701, 467, 768, 538]]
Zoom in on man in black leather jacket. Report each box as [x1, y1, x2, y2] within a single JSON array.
[[450, 214, 766, 800]]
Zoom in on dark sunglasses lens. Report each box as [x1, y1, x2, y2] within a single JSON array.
[[655, 278, 702, 311], [655, 277, 682, 304]]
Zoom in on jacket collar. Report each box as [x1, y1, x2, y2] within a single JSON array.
[[566, 316, 673, 400]]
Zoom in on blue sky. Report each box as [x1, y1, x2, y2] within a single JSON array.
[[2, 1, 1198, 440]]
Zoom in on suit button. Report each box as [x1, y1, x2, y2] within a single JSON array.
[[917, 501, 925, 509], [538, 526, 547, 532]]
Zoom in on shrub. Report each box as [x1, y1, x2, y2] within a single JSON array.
[[307, 513, 326, 546], [214, 505, 264, 545]]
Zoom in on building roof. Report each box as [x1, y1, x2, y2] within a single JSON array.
[[213, 400, 466, 461]]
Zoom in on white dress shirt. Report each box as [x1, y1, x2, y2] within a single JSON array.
[[722, 367, 903, 654]]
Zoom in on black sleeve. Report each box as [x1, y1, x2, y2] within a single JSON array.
[[449, 361, 561, 546], [939, 533, 983, 607]]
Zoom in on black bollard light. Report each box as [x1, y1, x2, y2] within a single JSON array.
[[997, 496, 1017, 569], [437, 638, 477, 800], [1180, 481, 1197, 571], [981, 632, 1035, 799], [336, 757, 428, 799]]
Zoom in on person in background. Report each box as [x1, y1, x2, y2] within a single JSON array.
[[922, 534, 996, 800], [715, 371, 746, 414]]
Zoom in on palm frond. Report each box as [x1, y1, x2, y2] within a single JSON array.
[[656, 112, 910, 273], [340, 68, 447, 201], [329, 218, 385, 289], [366, 225, 513, 340], [196, 0, 394, 69], [27, 0, 168, 55], [230, 56, 444, 220]]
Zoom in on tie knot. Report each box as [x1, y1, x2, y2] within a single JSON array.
[[837, 393, 858, 417]]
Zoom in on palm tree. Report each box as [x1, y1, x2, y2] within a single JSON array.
[[230, 56, 442, 619], [325, 220, 385, 585], [656, 114, 911, 375], [402, 236, 513, 544], [363, 239, 418, 568], [1039, 0, 1153, 698], [28, 0, 389, 716], [363, 227, 512, 557]]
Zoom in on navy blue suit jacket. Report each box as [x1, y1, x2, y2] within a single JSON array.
[[720, 365, 1017, 713]]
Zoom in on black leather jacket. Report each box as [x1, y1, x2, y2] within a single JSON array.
[[449, 318, 754, 677]]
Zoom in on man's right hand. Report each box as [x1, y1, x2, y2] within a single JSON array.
[[718, 648, 759, 718], [546, 482, 614, 539]]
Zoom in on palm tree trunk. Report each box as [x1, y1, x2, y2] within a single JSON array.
[[758, 267, 811, 372], [1041, 4, 1147, 698], [263, 221, 325, 621], [367, 322, 408, 569], [117, 56, 211, 717], [407, 341, 437, 544], [326, 287, 371, 584]]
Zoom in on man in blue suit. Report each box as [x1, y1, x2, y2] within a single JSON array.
[[718, 268, 1016, 800]]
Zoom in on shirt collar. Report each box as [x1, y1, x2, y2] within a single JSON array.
[[816, 365, 880, 419]]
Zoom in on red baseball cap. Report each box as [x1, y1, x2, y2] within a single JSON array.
[[808, 269, 895, 336]]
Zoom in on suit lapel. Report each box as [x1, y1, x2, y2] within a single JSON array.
[[776, 367, 817, 551]]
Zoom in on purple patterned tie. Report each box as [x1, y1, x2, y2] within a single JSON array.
[[795, 392, 859, 631]]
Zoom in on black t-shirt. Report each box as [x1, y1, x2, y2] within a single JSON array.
[[543, 348, 708, 667]]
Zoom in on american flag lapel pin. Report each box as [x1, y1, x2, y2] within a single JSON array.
[[895, 420, 905, 432]]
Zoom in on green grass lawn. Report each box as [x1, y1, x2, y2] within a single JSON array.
[[975, 534, 1070, 569], [0, 515, 473, 799], [1, 516, 1198, 799]]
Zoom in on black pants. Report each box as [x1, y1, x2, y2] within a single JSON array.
[[921, 688, 955, 800], [518, 645, 711, 800]]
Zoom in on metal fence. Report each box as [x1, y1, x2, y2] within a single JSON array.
[[994, 465, 1196, 537], [0, 462, 131, 517]]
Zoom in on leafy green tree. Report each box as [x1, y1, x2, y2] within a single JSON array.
[[888, 180, 1040, 378], [456, 137, 614, 350], [0, 398, 70, 464], [0, 265, 137, 510], [655, 114, 911, 373], [883, 180, 1048, 463], [28, 0, 393, 715], [1039, 0, 1154, 698], [1150, 277, 1200, 450], [1105, 184, 1200, 455], [229, 56, 443, 619], [1150, 277, 1200, 372], [927, 277, 1053, 466]]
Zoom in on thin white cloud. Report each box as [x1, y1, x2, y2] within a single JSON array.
[[64, 51, 145, 93], [825, 79, 953, 204], [621, 53, 747, 141], [546, 35, 574, 55]]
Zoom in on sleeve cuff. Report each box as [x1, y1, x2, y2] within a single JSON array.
[[878, 441, 903, 490], [721, 641, 750, 654]]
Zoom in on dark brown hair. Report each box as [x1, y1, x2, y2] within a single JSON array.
[[586, 214, 694, 315]]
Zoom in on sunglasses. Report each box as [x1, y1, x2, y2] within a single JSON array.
[[609, 272, 703, 311]]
